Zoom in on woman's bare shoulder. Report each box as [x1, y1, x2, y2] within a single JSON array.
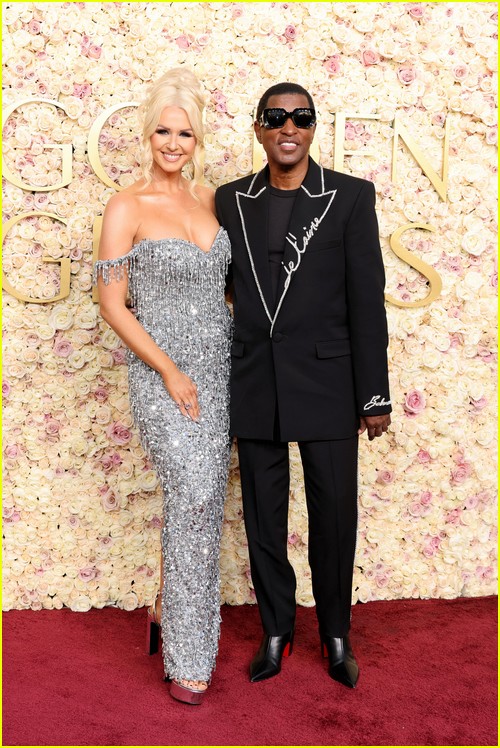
[[103, 180, 149, 217]]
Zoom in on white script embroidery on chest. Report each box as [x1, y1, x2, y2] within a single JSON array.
[[283, 216, 323, 291]]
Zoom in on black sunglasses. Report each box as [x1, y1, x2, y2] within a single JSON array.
[[259, 107, 317, 129]]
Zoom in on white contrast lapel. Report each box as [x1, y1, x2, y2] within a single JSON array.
[[236, 169, 274, 323], [236, 162, 337, 337], [272, 164, 337, 336]]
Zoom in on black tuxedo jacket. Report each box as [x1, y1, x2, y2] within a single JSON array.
[[215, 158, 391, 441]]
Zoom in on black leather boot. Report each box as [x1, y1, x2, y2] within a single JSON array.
[[321, 635, 359, 688], [250, 630, 294, 682]]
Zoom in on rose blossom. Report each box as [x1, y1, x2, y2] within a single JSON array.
[[106, 421, 132, 445], [112, 349, 127, 365], [403, 389, 426, 414], [376, 470, 395, 485], [4, 444, 21, 459], [87, 44, 102, 60], [453, 65, 468, 81], [451, 463, 473, 485], [175, 35, 190, 50], [101, 490, 119, 512], [323, 56, 341, 75], [398, 66, 417, 85], [420, 491, 433, 506], [78, 566, 99, 582], [407, 4, 424, 18], [94, 387, 109, 402], [53, 338, 74, 357], [362, 49, 380, 66], [445, 509, 461, 525], [45, 418, 61, 436], [417, 449, 431, 464]]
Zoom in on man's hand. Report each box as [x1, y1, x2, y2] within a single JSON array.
[[358, 414, 391, 441]]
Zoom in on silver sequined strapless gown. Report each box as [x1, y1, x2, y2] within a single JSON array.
[[94, 227, 232, 682]]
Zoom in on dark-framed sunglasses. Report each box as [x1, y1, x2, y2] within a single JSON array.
[[259, 107, 317, 130]]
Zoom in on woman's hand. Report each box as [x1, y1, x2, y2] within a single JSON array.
[[161, 367, 199, 421]]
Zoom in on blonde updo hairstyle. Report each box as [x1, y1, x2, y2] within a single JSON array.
[[139, 68, 205, 194]]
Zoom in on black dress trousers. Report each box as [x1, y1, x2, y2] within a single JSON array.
[[237, 435, 359, 638]]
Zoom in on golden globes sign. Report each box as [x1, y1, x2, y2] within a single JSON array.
[[3, 98, 447, 307]]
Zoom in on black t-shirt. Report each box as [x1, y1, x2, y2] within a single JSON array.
[[268, 186, 300, 307]]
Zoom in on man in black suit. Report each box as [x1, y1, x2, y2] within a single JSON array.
[[215, 83, 391, 688]]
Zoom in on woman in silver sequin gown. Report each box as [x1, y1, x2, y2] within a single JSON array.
[[94, 69, 232, 705]]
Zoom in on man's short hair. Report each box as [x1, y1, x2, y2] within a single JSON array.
[[255, 83, 315, 122]]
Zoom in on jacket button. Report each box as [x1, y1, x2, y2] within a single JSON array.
[[272, 332, 283, 343]]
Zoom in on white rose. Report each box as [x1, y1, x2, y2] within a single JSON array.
[[69, 595, 92, 612], [462, 231, 487, 257]]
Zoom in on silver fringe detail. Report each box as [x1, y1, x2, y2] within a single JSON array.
[[94, 228, 232, 682]]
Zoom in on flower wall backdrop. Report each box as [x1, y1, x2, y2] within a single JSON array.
[[2, 2, 497, 612]]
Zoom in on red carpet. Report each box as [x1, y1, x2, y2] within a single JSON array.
[[2, 597, 497, 746]]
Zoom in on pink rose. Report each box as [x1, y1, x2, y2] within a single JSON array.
[[453, 65, 468, 81], [417, 449, 431, 464], [87, 44, 102, 60], [323, 56, 341, 75], [420, 491, 433, 506], [465, 494, 479, 510], [53, 339, 74, 357], [407, 4, 424, 19], [45, 418, 61, 436], [27, 19, 42, 34], [284, 25, 296, 41], [287, 532, 299, 544], [112, 349, 127, 365], [408, 502, 425, 517], [94, 387, 109, 402], [100, 454, 115, 472], [449, 333, 463, 348], [476, 566, 494, 580], [362, 50, 380, 66], [73, 83, 92, 98], [175, 35, 190, 50], [3, 506, 20, 522], [470, 397, 488, 410], [106, 421, 132, 445], [446, 256, 463, 274], [344, 122, 356, 141], [422, 545, 436, 558], [376, 470, 394, 485], [432, 113, 446, 126], [451, 463, 472, 485], [147, 515, 162, 529], [445, 509, 461, 525], [478, 346, 495, 363], [101, 490, 119, 512], [3, 381, 11, 398], [404, 389, 426, 414], [78, 566, 98, 582], [398, 66, 417, 85], [4, 444, 20, 459]]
